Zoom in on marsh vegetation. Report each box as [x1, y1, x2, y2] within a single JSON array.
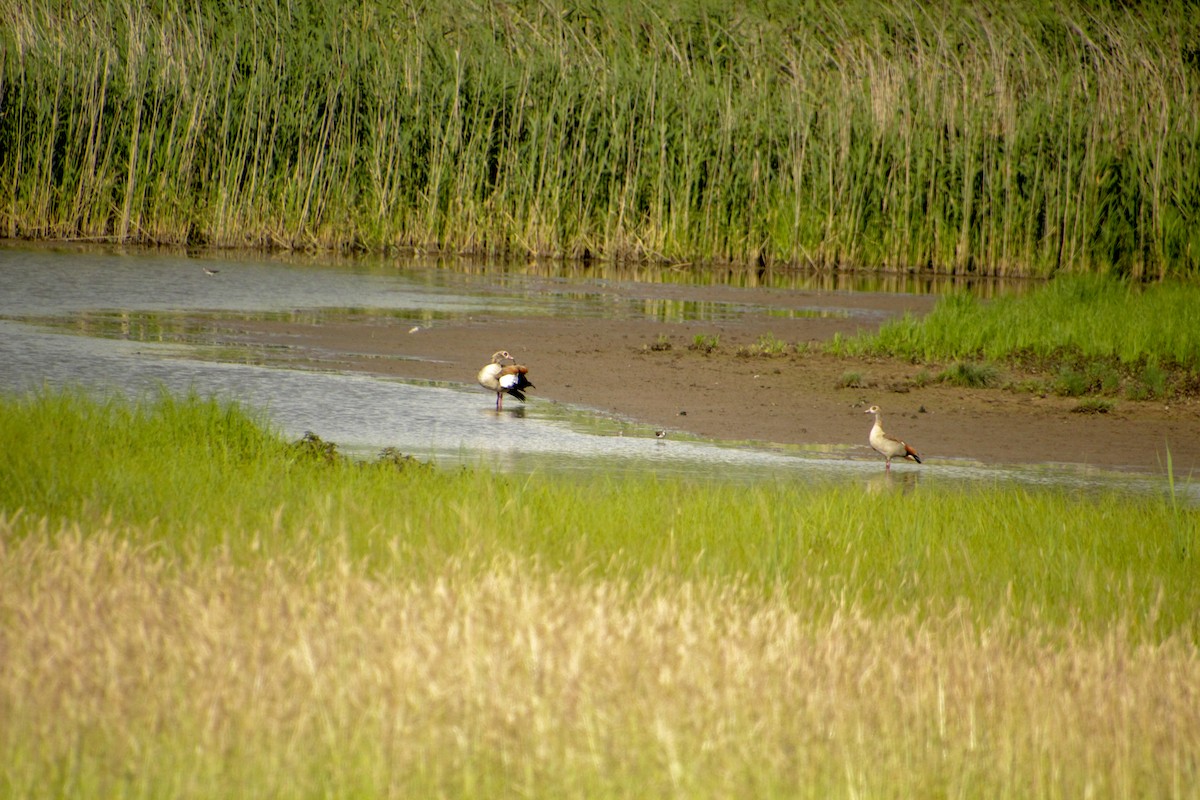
[[830, 276, 1200, 399], [3, 0, 1199, 277], [1, 391, 1197, 797], [4, 0, 1200, 792]]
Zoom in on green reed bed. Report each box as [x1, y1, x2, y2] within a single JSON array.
[[1, 390, 1198, 796], [3, 0, 1199, 277]]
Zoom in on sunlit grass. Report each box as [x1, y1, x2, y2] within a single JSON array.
[[833, 276, 1200, 397], [1, 390, 1198, 797], [2, 0, 1198, 276], [2, 389, 1196, 630], [4, 532, 1199, 799]]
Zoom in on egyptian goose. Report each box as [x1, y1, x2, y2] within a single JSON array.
[[477, 350, 534, 410], [864, 405, 922, 470]]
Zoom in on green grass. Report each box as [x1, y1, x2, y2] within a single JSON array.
[[1071, 397, 1115, 414], [644, 334, 673, 352], [833, 275, 1200, 396], [2, 388, 1193, 630], [838, 369, 869, 389], [2, 0, 1199, 277], [736, 333, 789, 357], [938, 360, 1000, 388], [1, 390, 1198, 797]]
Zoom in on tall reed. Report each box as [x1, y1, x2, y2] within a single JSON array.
[[2, 0, 1198, 277]]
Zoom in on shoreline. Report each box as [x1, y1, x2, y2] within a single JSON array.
[[216, 305, 1200, 476]]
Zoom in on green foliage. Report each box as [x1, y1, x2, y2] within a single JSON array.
[[1071, 398, 1115, 414], [289, 430, 343, 464], [0, 388, 282, 529], [689, 333, 720, 353], [1053, 362, 1120, 397], [0, 388, 438, 558], [645, 334, 673, 352], [737, 333, 789, 356], [938, 361, 999, 388], [827, 331, 848, 356], [838, 370, 869, 388], [1127, 359, 1169, 400], [1053, 367, 1092, 397], [840, 276, 1200, 396], [2, 0, 1199, 276]]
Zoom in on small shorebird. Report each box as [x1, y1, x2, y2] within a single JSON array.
[[477, 350, 534, 411], [864, 405, 922, 470], [202, 267, 220, 276]]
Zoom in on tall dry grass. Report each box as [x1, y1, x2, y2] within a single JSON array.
[[2, 390, 1197, 795], [2, 0, 1198, 276], [2, 527, 1198, 798]]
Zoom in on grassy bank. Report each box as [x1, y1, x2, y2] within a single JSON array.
[[1, 390, 1197, 796], [3, 0, 1199, 277], [831, 275, 1200, 398]]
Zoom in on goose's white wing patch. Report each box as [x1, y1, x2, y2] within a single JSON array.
[[499, 373, 520, 389]]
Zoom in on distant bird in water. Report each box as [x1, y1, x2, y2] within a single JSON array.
[[202, 267, 219, 276], [864, 404, 922, 470], [477, 350, 534, 411]]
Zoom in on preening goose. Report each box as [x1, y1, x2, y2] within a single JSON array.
[[864, 405, 922, 470], [477, 350, 534, 410]]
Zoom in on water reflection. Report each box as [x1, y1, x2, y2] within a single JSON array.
[[403, 253, 1038, 297], [4, 240, 1039, 300], [863, 470, 921, 495], [2, 244, 863, 326]]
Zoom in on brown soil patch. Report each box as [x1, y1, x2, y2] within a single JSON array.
[[220, 289, 1199, 476]]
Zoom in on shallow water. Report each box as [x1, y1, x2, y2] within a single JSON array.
[[0, 243, 1188, 502]]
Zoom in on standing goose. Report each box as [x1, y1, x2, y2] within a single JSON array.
[[477, 350, 534, 411], [864, 405, 922, 470]]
